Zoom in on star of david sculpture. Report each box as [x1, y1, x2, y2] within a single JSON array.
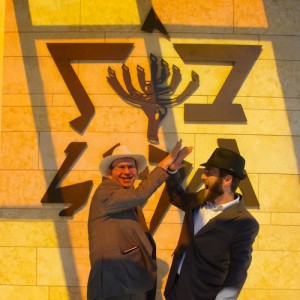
[[107, 53, 199, 143]]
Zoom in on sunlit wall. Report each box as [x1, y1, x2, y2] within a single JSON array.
[[0, 1, 300, 299]]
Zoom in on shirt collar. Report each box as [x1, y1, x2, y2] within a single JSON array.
[[218, 195, 240, 210], [205, 195, 240, 211]]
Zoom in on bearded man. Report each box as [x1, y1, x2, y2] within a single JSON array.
[[164, 148, 259, 300]]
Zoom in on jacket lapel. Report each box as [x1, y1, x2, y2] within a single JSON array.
[[194, 201, 244, 237]]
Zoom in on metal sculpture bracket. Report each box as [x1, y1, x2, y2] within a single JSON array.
[[141, 7, 169, 38], [174, 44, 262, 123], [41, 142, 93, 216], [47, 43, 134, 134], [107, 53, 199, 143]]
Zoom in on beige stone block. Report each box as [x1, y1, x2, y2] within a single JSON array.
[[234, 96, 300, 111], [162, 106, 300, 136], [240, 137, 300, 175], [81, 0, 143, 26], [4, 33, 101, 59], [3, 57, 69, 94], [67, 222, 89, 248], [0, 247, 36, 285], [250, 212, 271, 225], [0, 221, 59, 247], [235, 1, 300, 35], [72, 202, 90, 222], [89, 107, 147, 134], [239, 289, 300, 300], [1, 106, 79, 132], [90, 94, 130, 108], [245, 109, 300, 135], [142, 185, 171, 213], [173, 95, 208, 107], [0, 285, 49, 300], [170, 35, 260, 47], [246, 60, 300, 98], [49, 286, 87, 300], [52, 93, 77, 107], [259, 174, 300, 212], [0, 207, 72, 221], [245, 251, 300, 289], [271, 213, 300, 226], [237, 59, 284, 98], [259, 36, 300, 61], [154, 223, 182, 250], [106, 34, 175, 58], [257, 225, 300, 251], [154, 208, 184, 225], [4, 32, 23, 56], [28, 1, 81, 26], [0, 132, 39, 170], [0, 170, 51, 206], [4, 0, 31, 32], [5, 0, 80, 33], [234, 0, 268, 30], [2, 93, 53, 107], [156, 249, 174, 289], [0, 168, 93, 207], [52, 93, 129, 108], [193, 135, 300, 175], [153, 0, 234, 33], [37, 247, 89, 286], [0, 220, 89, 248], [1, 107, 35, 131]]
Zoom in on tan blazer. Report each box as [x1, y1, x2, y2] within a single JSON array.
[[87, 167, 168, 300]]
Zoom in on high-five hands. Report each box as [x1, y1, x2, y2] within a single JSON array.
[[169, 144, 193, 172], [158, 139, 193, 172]]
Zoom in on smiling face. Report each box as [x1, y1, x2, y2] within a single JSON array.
[[108, 157, 138, 188]]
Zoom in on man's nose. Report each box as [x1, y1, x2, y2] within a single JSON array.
[[201, 172, 207, 180]]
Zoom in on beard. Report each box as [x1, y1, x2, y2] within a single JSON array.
[[204, 177, 224, 203]]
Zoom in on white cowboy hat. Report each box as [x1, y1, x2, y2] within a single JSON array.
[[99, 145, 147, 177]]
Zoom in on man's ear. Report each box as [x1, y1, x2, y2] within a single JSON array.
[[223, 174, 233, 185]]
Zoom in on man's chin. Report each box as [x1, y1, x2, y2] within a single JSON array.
[[120, 179, 134, 188]]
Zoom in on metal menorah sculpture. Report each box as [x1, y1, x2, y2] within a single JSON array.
[[107, 53, 200, 143]]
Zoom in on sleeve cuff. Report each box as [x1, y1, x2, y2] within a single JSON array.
[[167, 168, 178, 174]]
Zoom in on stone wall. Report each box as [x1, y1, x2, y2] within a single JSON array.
[[0, 0, 300, 299]]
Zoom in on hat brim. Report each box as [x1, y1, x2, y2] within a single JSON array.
[[100, 154, 147, 177], [200, 162, 246, 180]]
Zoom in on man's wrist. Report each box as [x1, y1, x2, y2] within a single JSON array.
[[167, 168, 178, 174]]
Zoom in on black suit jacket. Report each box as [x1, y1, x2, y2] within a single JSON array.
[[164, 172, 259, 300]]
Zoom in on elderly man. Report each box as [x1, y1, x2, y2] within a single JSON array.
[[164, 147, 259, 300], [87, 140, 192, 300]]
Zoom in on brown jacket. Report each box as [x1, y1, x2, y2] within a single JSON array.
[[87, 167, 168, 300]]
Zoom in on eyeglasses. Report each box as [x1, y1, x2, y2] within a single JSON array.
[[112, 164, 137, 172]]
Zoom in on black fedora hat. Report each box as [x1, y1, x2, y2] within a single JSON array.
[[200, 148, 246, 180]]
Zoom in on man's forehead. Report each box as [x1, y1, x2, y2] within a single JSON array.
[[204, 166, 220, 173]]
